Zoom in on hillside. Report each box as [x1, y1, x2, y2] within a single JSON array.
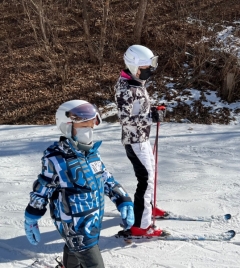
[[1, 0, 240, 124]]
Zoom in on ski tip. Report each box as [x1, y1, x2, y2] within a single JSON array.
[[224, 214, 231, 220], [227, 230, 236, 238]]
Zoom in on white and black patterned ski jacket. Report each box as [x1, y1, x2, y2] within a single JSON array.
[[114, 69, 152, 145]]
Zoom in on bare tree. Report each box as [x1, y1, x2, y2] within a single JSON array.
[[99, 0, 110, 66], [82, 0, 110, 65], [22, 0, 52, 51], [82, 0, 98, 62], [134, 0, 148, 43], [22, 0, 69, 83]]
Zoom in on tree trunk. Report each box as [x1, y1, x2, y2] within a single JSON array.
[[134, 0, 148, 44], [82, 0, 98, 62], [99, 0, 110, 66]]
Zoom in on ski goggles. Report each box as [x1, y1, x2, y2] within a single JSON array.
[[65, 103, 102, 125]]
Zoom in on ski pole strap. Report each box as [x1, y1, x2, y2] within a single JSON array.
[[55, 256, 64, 268]]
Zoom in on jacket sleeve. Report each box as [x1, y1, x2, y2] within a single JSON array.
[[102, 167, 133, 211], [25, 154, 58, 220], [114, 80, 151, 127]]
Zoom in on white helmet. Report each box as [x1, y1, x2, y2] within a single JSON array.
[[124, 45, 158, 76], [56, 100, 102, 138]]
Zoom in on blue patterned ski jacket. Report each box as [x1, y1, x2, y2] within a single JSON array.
[[25, 136, 132, 252]]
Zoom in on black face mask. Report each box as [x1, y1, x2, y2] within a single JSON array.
[[139, 67, 153, 80]]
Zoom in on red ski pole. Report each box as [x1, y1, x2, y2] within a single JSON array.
[[152, 121, 160, 227], [152, 105, 165, 226], [153, 105, 165, 155]]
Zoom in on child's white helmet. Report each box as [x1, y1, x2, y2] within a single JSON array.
[[56, 100, 102, 138], [123, 45, 158, 76]]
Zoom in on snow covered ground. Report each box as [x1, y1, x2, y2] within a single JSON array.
[[0, 121, 240, 268]]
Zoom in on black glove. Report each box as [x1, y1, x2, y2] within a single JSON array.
[[151, 106, 166, 123]]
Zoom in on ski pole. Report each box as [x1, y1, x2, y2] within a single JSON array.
[[152, 105, 166, 226], [153, 124, 157, 155], [152, 105, 165, 155], [152, 121, 160, 227]]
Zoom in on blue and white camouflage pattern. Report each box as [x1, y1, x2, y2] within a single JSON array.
[[25, 137, 132, 251]]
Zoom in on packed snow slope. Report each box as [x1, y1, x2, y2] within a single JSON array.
[[0, 122, 239, 268]]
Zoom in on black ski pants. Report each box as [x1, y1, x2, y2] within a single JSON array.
[[63, 244, 105, 268]]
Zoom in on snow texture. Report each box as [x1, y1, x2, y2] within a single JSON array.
[[0, 120, 240, 268]]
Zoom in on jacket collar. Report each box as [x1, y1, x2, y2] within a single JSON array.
[[59, 136, 102, 157], [120, 69, 145, 86]]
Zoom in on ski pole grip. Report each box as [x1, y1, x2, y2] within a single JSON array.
[[157, 105, 166, 111], [157, 105, 166, 119]]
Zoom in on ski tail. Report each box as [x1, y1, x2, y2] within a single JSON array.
[[157, 212, 231, 222], [30, 256, 64, 268], [104, 211, 232, 223], [115, 229, 236, 242]]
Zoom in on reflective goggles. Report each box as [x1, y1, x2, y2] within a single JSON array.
[[65, 103, 102, 125], [149, 55, 159, 68]]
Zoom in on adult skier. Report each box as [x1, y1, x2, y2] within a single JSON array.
[[24, 100, 134, 268], [114, 44, 167, 237]]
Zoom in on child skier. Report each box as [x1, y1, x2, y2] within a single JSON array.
[[114, 45, 167, 237], [24, 100, 134, 268]]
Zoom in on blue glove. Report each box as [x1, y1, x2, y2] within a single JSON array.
[[24, 218, 41, 245], [120, 205, 134, 230]]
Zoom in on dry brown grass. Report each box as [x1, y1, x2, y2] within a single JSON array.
[[0, 0, 240, 125]]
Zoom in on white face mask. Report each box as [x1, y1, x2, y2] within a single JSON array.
[[73, 127, 93, 144]]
